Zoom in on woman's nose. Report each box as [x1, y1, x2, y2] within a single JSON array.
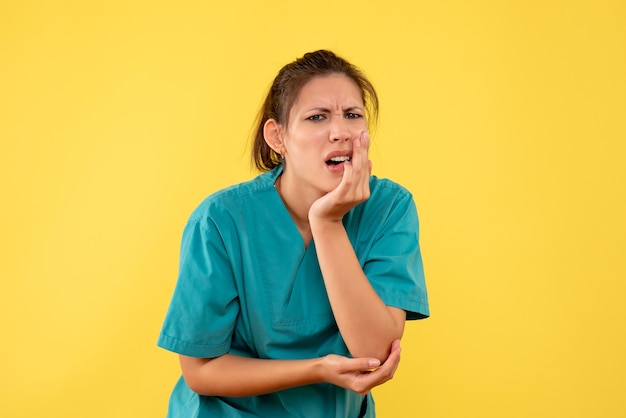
[[329, 119, 351, 142]]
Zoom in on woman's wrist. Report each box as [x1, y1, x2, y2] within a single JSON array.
[[309, 216, 344, 236], [311, 355, 328, 384]]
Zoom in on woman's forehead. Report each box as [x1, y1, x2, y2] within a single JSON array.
[[292, 74, 364, 110]]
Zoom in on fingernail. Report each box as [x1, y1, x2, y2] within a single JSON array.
[[368, 359, 381, 367]]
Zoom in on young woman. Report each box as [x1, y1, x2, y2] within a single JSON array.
[[158, 50, 429, 417]]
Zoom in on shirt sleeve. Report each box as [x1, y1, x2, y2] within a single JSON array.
[[157, 213, 239, 358], [362, 191, 430, 320]]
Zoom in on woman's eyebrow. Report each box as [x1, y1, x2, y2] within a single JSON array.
[[306, 107, 332, 113], [306, 106, 364, 113]]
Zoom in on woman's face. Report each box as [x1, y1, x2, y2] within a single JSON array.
[[280, 73, 368, 196]]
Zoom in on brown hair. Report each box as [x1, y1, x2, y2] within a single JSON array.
[[251, 50, 379, 171]]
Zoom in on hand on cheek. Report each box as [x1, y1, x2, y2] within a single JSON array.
[[309, 131, 372, 223], [341, 130, 371, 200]]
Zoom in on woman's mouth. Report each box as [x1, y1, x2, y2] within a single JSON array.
[[326, 156, 351, 166]]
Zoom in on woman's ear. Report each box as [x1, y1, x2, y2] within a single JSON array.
[[263, 119, 285, 155]]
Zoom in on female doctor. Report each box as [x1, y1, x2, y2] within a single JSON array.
[[158, 49, 429, 417]]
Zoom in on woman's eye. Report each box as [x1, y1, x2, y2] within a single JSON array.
[[307, 114, 325, 121], [345, 113, 362, 119]]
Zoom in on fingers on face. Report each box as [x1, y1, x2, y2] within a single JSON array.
[[347, 131, 370, 185], [335, 131, 370, 202], [352, 131, 369, 165], [358, 132, 371, 187], [362, 131, 370, 149], [355, 131, 370, 161]]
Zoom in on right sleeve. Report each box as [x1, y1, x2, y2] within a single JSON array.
[[157, 214, 239, 358]]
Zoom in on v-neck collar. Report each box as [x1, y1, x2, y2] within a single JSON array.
[[267, 165, 314, 251]]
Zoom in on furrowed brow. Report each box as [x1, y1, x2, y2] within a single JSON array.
[[307, 107, 332, 113]]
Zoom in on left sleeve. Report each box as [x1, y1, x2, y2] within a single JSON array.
[[362, 192, 430, 320]]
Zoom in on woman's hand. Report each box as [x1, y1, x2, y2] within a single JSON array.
[[320, 339, 402, 395], [309, 131, 372, 223]]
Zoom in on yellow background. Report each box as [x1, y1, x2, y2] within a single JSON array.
[[1, 1, 625, 417]]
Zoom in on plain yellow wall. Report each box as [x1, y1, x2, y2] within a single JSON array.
[[1, 1, 625, 417]]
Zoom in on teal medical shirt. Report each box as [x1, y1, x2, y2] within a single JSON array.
[[158, 166, 429, 417]]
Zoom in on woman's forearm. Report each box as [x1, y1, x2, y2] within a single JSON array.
[[310, 219, 406, 361], [179, 353, 322, 397], [179, 351, 393, 397]]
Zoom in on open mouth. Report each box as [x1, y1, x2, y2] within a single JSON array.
[[326, 156, 351, 166]]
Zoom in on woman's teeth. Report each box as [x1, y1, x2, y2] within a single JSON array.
[[327, 156, 351, 165]]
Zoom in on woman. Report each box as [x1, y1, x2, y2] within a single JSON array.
[[158, 50, 429, 417]]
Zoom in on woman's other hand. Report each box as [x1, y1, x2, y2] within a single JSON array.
[[320, 339, 401, 395]]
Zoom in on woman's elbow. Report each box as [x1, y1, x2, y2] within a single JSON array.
[[179, 355, 215, 396]]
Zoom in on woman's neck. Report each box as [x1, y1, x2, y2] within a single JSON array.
[[275, 173, 320, 246]]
